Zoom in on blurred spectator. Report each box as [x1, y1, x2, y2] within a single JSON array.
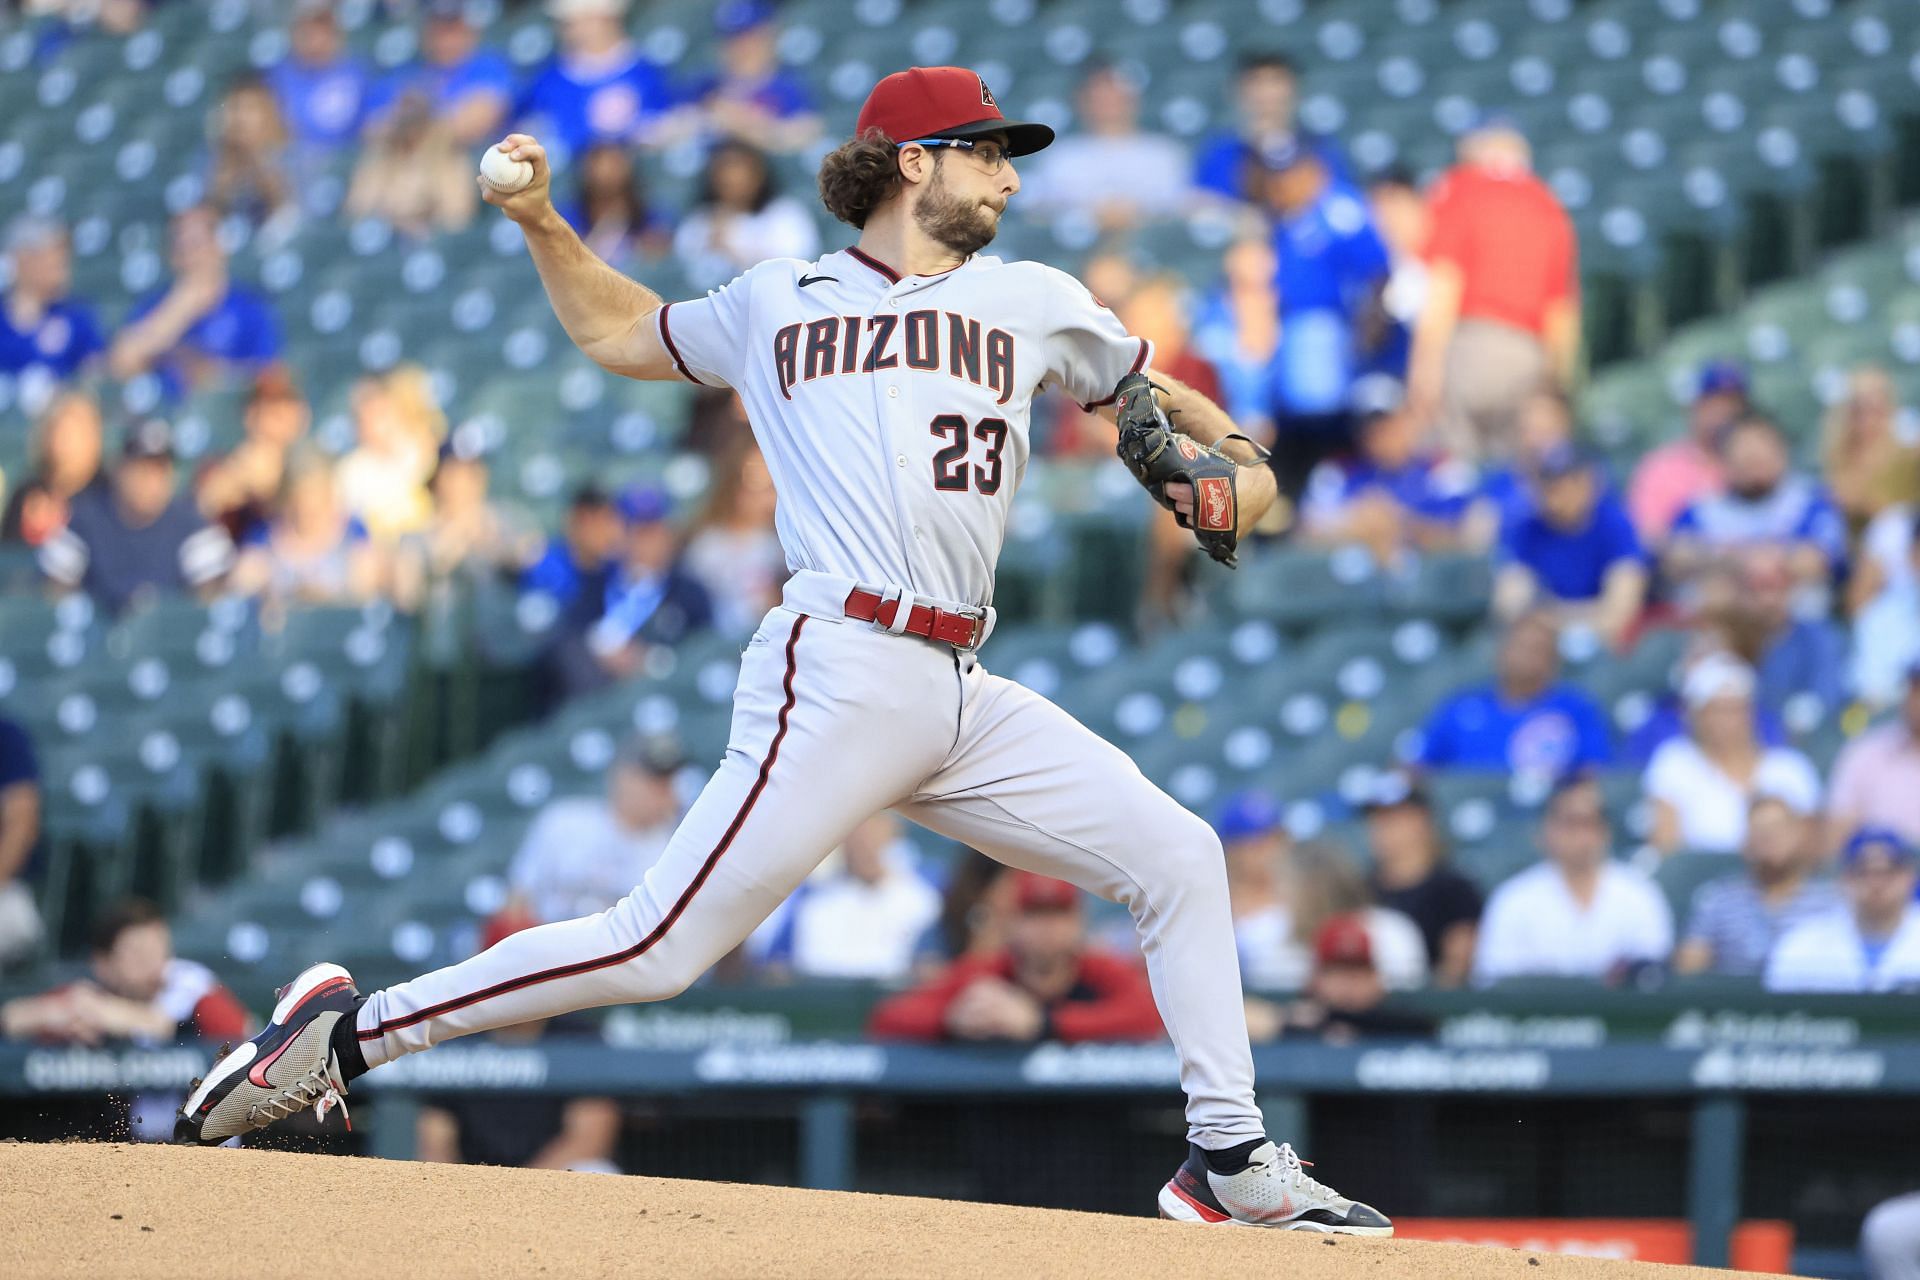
[[1300, 375, 1488, 565], [1827, 662, 1920, 851], [1361, 168, 1427, 381], [1244, 916, 1439, 1044], [1257, 141, 1391, 474], [345, 88, 477, 236], [26, 0, 149, 35], [1479, 388, 1578, 529], [1191, 237, 1285, 444], [672, 140, 820, 293], [1056, 261, 1220, 461], [1, 390, 104, 547], [1765, 827, 1920, 993], [1408, 116, 1578, 462], [517, 0, 672, 164], [1, 900, 249, 1045], [521, 483, 623, 614], [1418, 612, 1613, 780], [1472, 775, 1672, 984], [683, 438, 784, 635], [196, 367, 311, 546], [393, 436, 542, 610], [752, 813, 942, 981], [0, 216, 104, 385], [925, 851, 1018, 966], [1822, 365, 1918, 536], [206, 75, 299, 247], [550, 487, 714, 699], [675, 0, 821, 154], [499, 734, 683, 928], [229, 450, 381, 607], [1023, 62, 1191, 227], [868, 873, 1163, 1044], [1663, 412, 1847, 618], [267, 3, 372, 159], [1627, 361, 1744, 545], [564, 143, 672, 269], [1717, 547, 1847, 720], [1260, 837, 1429, 992], [417, 1018, 621, 1172], [1360, 772, 1482, 988], [38, 419, 235, 614], [683, 385, 757, 459], [1643, 654, 1821, 856], [1193, 52, 1345, 203], [1493, 447, 1648, 648], [107, 205, 282, 397], [335, 366, 442, 544], [1673, 794, 1842, 977], [370, 0, 514, 147], [1212, 791, 1294, 990], [0, 715, 42, 968], [416, 1020, 618, 1174], [1849, 504, 1920, 707]]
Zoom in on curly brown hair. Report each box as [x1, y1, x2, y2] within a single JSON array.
[[817, 129, 913, 228]]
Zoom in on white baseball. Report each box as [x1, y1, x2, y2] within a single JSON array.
[[479, 145, 534, 193]]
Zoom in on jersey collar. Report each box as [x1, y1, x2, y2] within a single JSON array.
[[840, 246, 973, 287]]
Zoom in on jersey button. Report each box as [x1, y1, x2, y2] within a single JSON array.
[[886, 386, 899, 399], [896, 454, 907, 467]]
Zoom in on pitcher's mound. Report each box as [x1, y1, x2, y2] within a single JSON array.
[[2, 1143, 1765, 1278]]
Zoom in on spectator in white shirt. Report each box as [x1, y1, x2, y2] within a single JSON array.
[[671, 139, 820, 293], [1022, 62, 1191, 228], [1643, 653, 1822, 855], [501, 734, 684, 927], [1765, 827, 1920, 993], [751, 812, 941, 981], [1474, 774, 1673, 984]]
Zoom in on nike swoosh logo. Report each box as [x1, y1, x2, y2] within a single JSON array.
[[248, 1033, 300, 1088], [798, 274, 838, 288]]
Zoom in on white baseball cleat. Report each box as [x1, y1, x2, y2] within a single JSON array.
[[1158, 1140, 1394, 1235], [175, 963, 359, 1145]]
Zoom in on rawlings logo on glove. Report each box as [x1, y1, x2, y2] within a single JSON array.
[[1112, 373, 1244, 567]]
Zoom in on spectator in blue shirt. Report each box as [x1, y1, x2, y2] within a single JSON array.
[[1191, 237, 1287, 442], [1495, 446, 1649, 650], [108, 206, 281, 399], [1301, 375, 1491, 564], [518, 0, 674, 167], [1665, 411, 1849, 619], [675, 0, 821, 154], [368, 0, 514, 147], [523, 485, 625, 619], [1420, 611, 1613, 781], [268, 3, 372, 158], [1478, 388, 1578, 531], [1256, 138, 1391, 492], [1193, 53, 1349, 203], [0, 217, 105, 387]]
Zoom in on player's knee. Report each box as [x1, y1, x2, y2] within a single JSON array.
[[1143, 807, 1227, 891]]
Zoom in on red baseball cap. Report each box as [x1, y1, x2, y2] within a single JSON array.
[[1011, 872, 1080, 913], [855, 66, 1055, 157], [1313, 914, 1375, 970]]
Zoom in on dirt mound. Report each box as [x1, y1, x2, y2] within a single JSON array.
[[2, 1143, 1765, 1279]]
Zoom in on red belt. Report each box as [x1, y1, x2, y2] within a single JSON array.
[[845, 588, 985, 650]]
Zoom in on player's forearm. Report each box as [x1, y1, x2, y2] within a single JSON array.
[[519, 207, 665, 372], [1542, 297, 1581, 388], [1154, 375, 1279, 536]]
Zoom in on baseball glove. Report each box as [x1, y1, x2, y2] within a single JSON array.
[[1112, 373, 1251, 568]]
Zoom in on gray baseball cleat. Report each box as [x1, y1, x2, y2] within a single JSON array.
[[175, 963, 359, 1145], [1158, 1140, 1394, 1234]]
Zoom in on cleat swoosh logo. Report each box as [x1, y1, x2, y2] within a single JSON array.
[[247, 1034, 300, 1089]]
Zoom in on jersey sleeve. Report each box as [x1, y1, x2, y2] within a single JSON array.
[[1040, 268, 1153, 411], [655, 268, 759, 389]]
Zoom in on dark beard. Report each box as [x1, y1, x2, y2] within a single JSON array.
[[913, 166, 998, 256]]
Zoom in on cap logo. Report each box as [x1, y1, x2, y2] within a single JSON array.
[[980, 79, 997, 108]]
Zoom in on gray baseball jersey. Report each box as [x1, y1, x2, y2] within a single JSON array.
[[655, 246, 1152, 607]]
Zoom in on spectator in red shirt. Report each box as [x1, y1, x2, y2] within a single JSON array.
[[0, 899, 251, 1045], [867, 872, 1162, 1044], [1408, 115, 1578, 462]]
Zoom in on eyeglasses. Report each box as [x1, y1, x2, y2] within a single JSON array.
[[899, 137, 1010, 174]]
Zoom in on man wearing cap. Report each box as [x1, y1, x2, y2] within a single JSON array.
[[0, 216, 105, 386], [1407, 116, 1578, 462], [37, 419, 236, 615], [499, 734, 686, 930], [676, 0, 821, 154], [1473, 774, 1673, 985], [1244, 915, 1438, 1045], [184, 67, 1391, 1237], [1627, 360, 1746, 546], [517, 0, 672, 163], [1494, 446, 1648, 648], [1828, 661, 1920, 852], [1765, 828, 1920, 993]]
